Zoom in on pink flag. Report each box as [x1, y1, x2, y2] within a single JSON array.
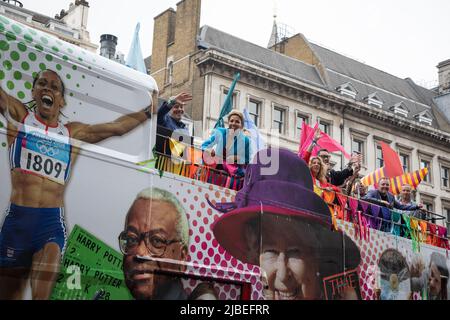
[[298, 122, 351, 159], [298, 122, 319, 158]]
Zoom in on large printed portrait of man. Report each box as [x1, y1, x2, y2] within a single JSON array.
[[210, 148, 362, 300], [119, 187, 190, 300]]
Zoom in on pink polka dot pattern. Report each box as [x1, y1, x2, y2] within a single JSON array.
[[336, 220, 449, 301], [181, 278, 242, 300], [165, 178, 262, 300], [158, 174, 450, 301]]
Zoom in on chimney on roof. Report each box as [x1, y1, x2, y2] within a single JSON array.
[[437, 59, 450, 95], [100, 34, 118, 60]]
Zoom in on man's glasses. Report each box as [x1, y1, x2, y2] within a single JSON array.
[[118, 231, 182, 257], [319, 154, 330, 160]]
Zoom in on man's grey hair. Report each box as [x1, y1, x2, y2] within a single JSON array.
[[134, 187, 189, 248]]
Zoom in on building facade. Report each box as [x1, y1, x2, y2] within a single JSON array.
[[149, 0, 450, 225], [0, 0, 97, 52]]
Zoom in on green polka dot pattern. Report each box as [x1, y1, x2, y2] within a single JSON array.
[[14, 71, 22, 80], [0, 18, 111, 109], [28, 52, 37, 61], [5, 31, 16, 41], [3, 60, 12, 70], [17, 42, 27, 52], [10, 51, 20, 61], [0, 15, 9, 24], [12, 24, 22, 35], [0, 16, 9, 24], [0, 40, 9, 51], [24, 34, 33, 43], [21, 61, 30, 71]]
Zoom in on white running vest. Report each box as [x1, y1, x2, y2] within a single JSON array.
[[9, 112, 72, 185]]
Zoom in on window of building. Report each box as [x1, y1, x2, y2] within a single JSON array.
[[336, 82, 358, 99], [166, 61, 174, 84], [376, 144, 384, 169], [248, 99, 261, 128], [420, 194, 436, 223], [272, 106, 286, 135], [350, 130, 369, 166], [400, 153, 410, 173], [319, 120, 331, 136], [444, 206, 450, 236], [424, 201, 435, 223], [222, 88, 238, 109], [364, 93, 384, 108], [442, 166, 450, 188], [390, 102, 409, 117], [295, 113, 309, 139], [415, 111, 433, 126], [352, 139, 365, 165], [420, 159, 432, 184]]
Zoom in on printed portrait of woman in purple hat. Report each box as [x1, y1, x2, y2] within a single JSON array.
[[210, 148, 362, 300]]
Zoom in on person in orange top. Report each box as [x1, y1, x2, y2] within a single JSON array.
[[309, 156, 338, 193]]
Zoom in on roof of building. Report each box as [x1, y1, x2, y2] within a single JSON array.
[[309, 42, 442, 127], [198, 25, 325, 87], [197, 25, 447, 132], [1, 0, 64, 26]]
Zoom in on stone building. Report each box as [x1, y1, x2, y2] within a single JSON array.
[[0, 0, 97, 51], [148, 0, 450, 225]]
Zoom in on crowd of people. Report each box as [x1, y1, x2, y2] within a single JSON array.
[[157, 92, 429, 220]]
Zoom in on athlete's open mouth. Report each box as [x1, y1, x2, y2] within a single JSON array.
[[41, 95, 54, 109]]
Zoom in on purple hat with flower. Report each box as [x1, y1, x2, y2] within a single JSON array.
[[210, 148, 360, 271]]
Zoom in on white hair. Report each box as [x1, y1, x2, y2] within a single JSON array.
[[135, 187, 189, 248]]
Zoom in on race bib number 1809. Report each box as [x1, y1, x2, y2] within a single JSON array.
[[20, 149, 67, 185]]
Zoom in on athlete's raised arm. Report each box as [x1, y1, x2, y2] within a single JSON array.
[[0, 85, 28, 122], [69, 105, 152, 144]]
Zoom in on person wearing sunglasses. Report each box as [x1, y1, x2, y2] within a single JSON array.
[[119, 187, 189, 300]]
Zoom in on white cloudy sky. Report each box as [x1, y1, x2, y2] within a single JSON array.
[[22, 0, 450, 88]]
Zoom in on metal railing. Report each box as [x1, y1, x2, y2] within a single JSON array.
[[321, 188, 449, 250]]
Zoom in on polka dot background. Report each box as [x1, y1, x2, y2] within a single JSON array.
[[0, 14, 154, 156], [166, 179, 263, 301], [340, 220, 448, 300], [0, 15, 100, 108]]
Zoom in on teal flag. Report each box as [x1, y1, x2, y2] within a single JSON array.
[[125, 23, 147, 74], [214, 73, 241, 129]]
